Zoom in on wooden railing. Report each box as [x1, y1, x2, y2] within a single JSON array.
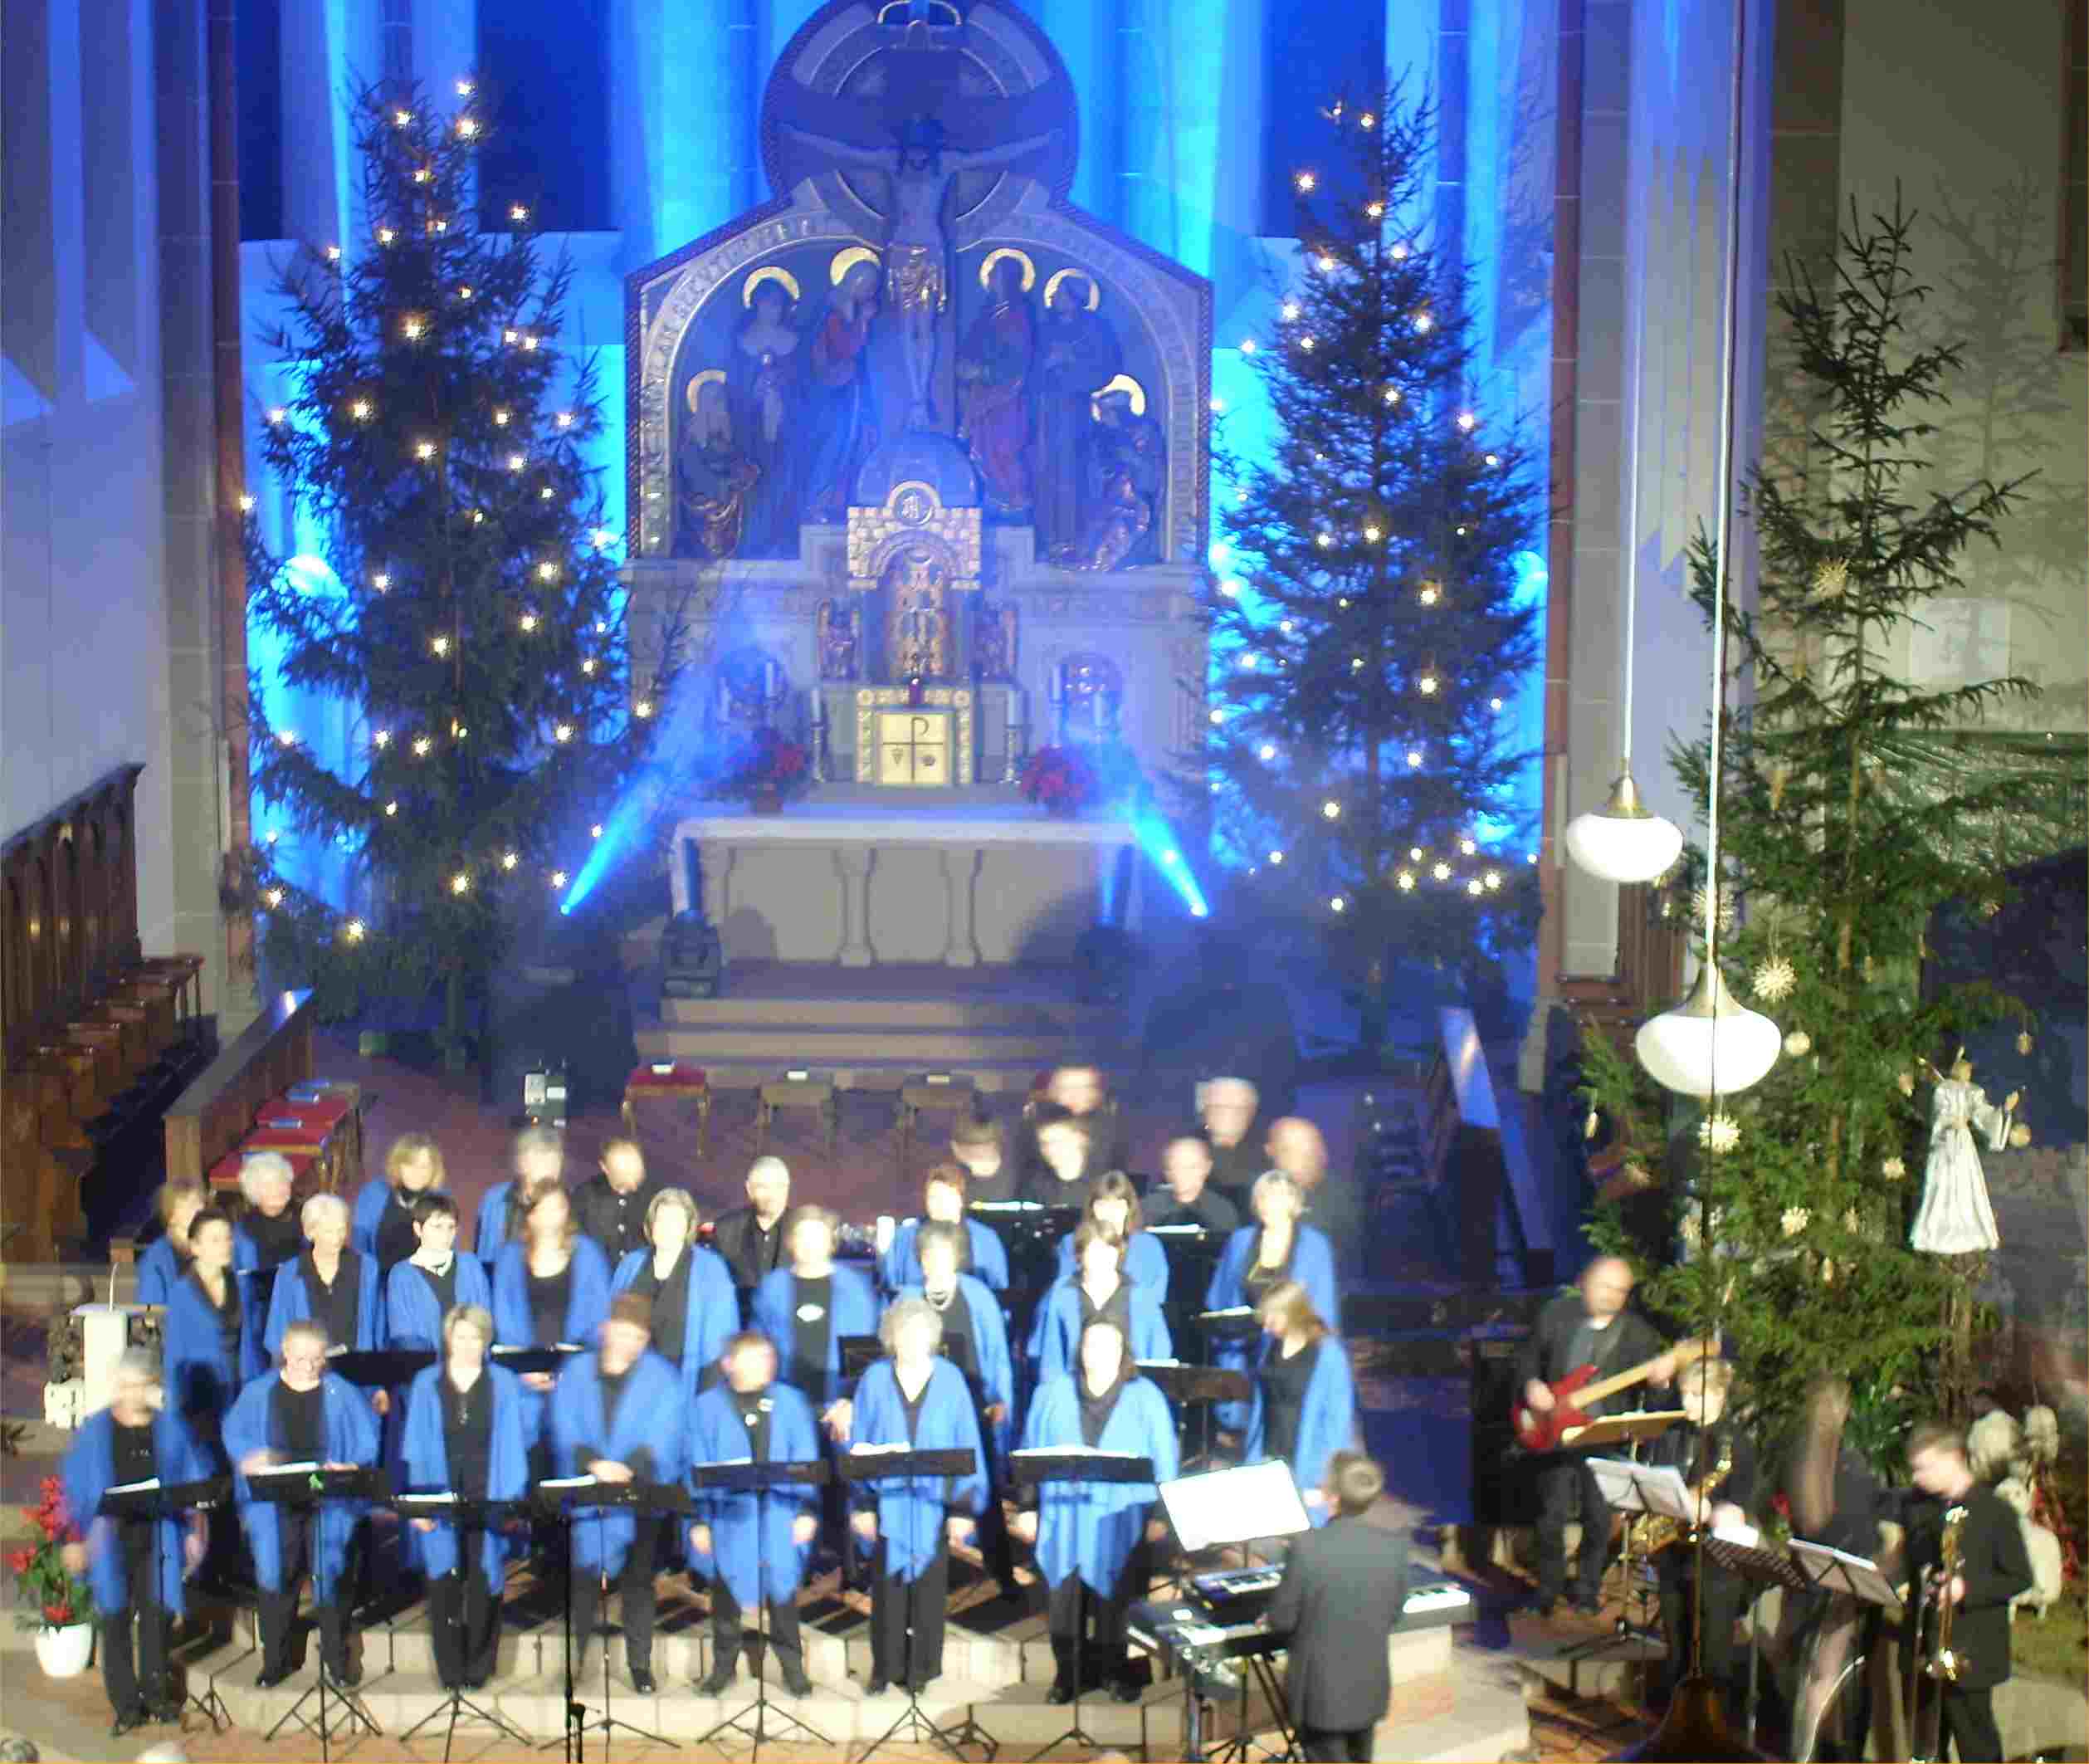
[[164, 990, 317, 1187]]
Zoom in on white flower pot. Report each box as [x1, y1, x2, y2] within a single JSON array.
[[34, 1620, 95, 1678]]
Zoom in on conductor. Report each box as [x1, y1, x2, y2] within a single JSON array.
[[1263, 1450, 1409, 1763]]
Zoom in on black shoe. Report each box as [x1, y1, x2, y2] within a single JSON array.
[[1110, 1677, 1142, 1703], [256, 1665, 290, 1690], [1530, 1595, 1559, 1618], [780, 1659, 813, 1698], [327, 1660, 362, 1689], [110, 1710, 150, 1738], [1571, 1593, 1605, 1615], [1046, 1679, 1075, 1705], [630, 1666, 657, 1695], [866, 1675, 891, 1696], [908, 1671, 935, 1693], [696, 1659, 737, 1696]]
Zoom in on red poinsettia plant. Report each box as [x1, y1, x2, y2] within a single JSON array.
[[720, 726, 811, 805], [9, 1476, 90, 1630], [1019, 745, 1100, 815]]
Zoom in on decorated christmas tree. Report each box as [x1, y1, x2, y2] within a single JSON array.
[[1582, 201, 2077, 1439], [1203, 86, 1540, 1048], [237, 82, 681, 1058]]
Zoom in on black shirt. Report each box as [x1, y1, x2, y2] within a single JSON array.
[[527, 1262, 572, 1347], [1514, 1289, 1666, 1420], [195, 1268, 242, 1366], [712, 1206, 788, 1290], [628, 1251, 692, 1364], [573, 1175, 654, 1268], [441, 1372, 494, 1502], [922, 1287, 978, 1386], [376, 1191, 422, 1271], [729, 1384, 774, 1461], [788, 1275, 832, 1403], [898, 1372, 930, 1443], [1261, 1338, 1315, 1465], [415, 1257, 461, 1319], [272, 1379, 326, 1463], [1146, 1188, 1241, 1236], [1078, 1374, 1126, 1449], [1653, 1417, 1760, 1517], [1202, 1136, 1267, 1211], [303, 1251, 362, 1350], [1242, 1228, 1296, 1307], [958, 1164, 1018, 1206], [112, 1418, 158, 1488], [1077, 1278, 1133, 1342], [582, 1363, 656, 1481], [244, 1207, 305, 1270]]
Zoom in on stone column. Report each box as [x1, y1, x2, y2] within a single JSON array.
[[835, 844, 874, 967], [696, 838, 734, 926], [941, 847, 980, 967]]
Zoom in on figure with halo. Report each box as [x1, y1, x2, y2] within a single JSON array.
[[1053, 382, 1164, 571], [777, 114, 1057, 430], [676, 374, 757, 559], [1910, 1048, 2023, 1256], [805, 252, 885, 520], [956, 252, 1037, 515], [1032, 271, 1120, 555], [730, 269, 805, 554]]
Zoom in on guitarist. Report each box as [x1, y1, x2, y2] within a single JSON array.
[[1648, 1357, 1756, 1708], [1516, 1256, 1678, 1616]]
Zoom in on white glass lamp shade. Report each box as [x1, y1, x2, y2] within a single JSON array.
[[1636, 965, 1781, 1097], [1565, 769, 1685, 884]]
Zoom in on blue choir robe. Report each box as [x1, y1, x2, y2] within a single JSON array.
[[1023, 1373, 1179, 1595], [263, 1251, 384, 1358], [610, 1243, 739, 1408], [1027, 1279, 1174, 1384], [135, 1237, 186, 1307], [1243, 1334, 1358, 1527], [491, 1237, 612, 1441], [222, 1371, 380, 1595], [547, 1348, 685, 1576], [400, 1362, 530, 1581], [879, 1219, 1010, 1294], [893, 1279, 1015, 1463], [847, 1358, 985, 1584], [473, 1180, 517, 1270], [684, 1381, 822, 1609], [383, 1253, 494, 1351], [749, 1265, 880, 1409], [163, 1269, 265, 1436], [1050, 1229, 1170, 1301], [349, 1177, 392, 1258], [1205, 1224, 1340, 1428], [61, 1404, 212, 1620]]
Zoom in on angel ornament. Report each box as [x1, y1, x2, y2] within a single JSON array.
[[1909, 1051, 2020, 1256]]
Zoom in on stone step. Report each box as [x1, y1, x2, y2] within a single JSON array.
[[639, 1016, 1096, 1065], [658, 972, 1114, 1033], [629, 1029, 1104, 1092]]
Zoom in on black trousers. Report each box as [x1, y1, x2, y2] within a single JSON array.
[[1045, 1541, 1149, 1684], [572, 1518, 662, 1674], [101, 1527, 171, 1718], [1930, 1683, 2003, 1763], [1657, 1559, 1745, 1695], [1296, 1726, 1374, 1762], [427, 1531, 500, 1689], [870, 1536, 949, 1686], [710, 1574, 803, 1669], [1534, 1452, 1608, 1603], [256, 1509, 358, 1677]]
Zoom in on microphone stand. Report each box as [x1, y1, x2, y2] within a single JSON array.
[[690, 1459, 833, 1760], [97, 1473, 234, 1732], [837, 1445, 998, 1763], [393, 1494, 534, 1760], [249, 1464, 388, 1762]]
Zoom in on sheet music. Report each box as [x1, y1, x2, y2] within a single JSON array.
[[846, 1442, 912, 1457], [251, 1460, 322, 1477], [397, 1492, 457, 1504], [1159, 1459, 1311, 1552], [1589, 1459, 1693, 1518], [539, 1475, 600, 1490], [1136, 1358, 1183, 1368], [1712, 1521, 1761, 1549], [106, 1478, 162, 1494], [1198, 1306, 1255, 1320]]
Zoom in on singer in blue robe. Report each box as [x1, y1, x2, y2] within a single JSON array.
[[401, 1310, 529, 1690], [876, 1166, 1010, 1292], [1047, 1172, 1170, 1301], [749, 1211, 880, 1412], [135, 1182, 207, 1307], [683, 1332, 822, 1696], [61, 1356, 212, 1728], [230, 1156, 305, 1354], [383, 1206, 494, 1349], [1206, 1180, 1339, 1428], [1051, 1228, 1169, 1298], [1028, 1225, 1174, 1382], [161, 1212, 263, 1439], [222, 1325, 380, 1684], [548, 1303, 686, 1690], [848, 1299, 987, 1693], [1018, 1318, 1179, 1701], [1242, 1284, 1358, 1528], [349, 1131, 447, 1268], [609, 1189, 739, 1410], [491, 1230, 611, 1442], [262, 1196, 384, 1358], [473, 1180, 517, 1269]]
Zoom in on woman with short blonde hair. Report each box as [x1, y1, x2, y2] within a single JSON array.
[[1246, 1278, 1355, 1526]]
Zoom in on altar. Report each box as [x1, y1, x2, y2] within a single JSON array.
[[671, 799, 1142, 968]]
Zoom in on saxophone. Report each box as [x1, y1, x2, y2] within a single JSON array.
[[1631, 1436, 1733, 1556]]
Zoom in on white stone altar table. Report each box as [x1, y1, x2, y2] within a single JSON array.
[[671, 802, 1141, 968]]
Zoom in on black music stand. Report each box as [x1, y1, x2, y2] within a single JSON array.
[[97, 1473, 234, 1732], [1703, 1530, 1812, 1750], [1010, 1447, 1158, 1764], [1135, 1361, 1251, 1469], [689, 1459, 833, 1760], [534, 1475, 690, 1762], [837, 1445, 996, 1763], [1555, 1431, 1682, 1686], [393, 1493, 535, 1760], [1154, 1460, 1312, 1764], [248, 1463, 389, 1762], [1786, 1538, 1906, 1764], [328, 1346, 437, 1385]]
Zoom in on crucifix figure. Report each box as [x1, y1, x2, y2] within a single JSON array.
[[778, 115, 1056, 430]]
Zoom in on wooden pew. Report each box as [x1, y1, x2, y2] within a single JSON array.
[[163, 990, 317, 1188]]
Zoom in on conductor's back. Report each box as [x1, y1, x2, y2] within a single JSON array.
[[1264, 1451, 1410, 1762]]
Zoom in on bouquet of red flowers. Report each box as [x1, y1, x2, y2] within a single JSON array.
[[1019, 745, 1099, 815], [721, 726, 811, 805], [9, 1475, 89, 1630]]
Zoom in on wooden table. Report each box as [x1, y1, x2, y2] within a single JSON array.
[[756, 1077, 838, 1153], [622, 1064, 711, 1157], [894, 1076, 979, 1165]]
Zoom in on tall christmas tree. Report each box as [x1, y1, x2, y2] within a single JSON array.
[[238, 82, 680, 1057], [1581, 201, 2074, 1442], [1204, 86, 1540, 1047]]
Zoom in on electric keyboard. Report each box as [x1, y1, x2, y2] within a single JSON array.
[[1128, 1579, 1474, 1674]]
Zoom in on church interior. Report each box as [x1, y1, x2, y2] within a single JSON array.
[[2, 0, 2085, 1759]]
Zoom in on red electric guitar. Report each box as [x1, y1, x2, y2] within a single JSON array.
[[1511, 1337, 1709, 1451]]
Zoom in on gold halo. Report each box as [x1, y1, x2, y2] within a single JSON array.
[[978, 247, 1037, 292], [742, 265, 802, 307], [684, 369, 726, 413], [1043, 266, 1101, 310], [830, 245, 881, 288], [1091, 372, 1146, 417]]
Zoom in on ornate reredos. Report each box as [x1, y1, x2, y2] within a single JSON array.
[[847, 479, 982, 589], [624, 0, 1210, 565]]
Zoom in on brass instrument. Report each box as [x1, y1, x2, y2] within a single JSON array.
[[1629, 1436, 1733, 1556], [1909, 1503, 1971, 1763]]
